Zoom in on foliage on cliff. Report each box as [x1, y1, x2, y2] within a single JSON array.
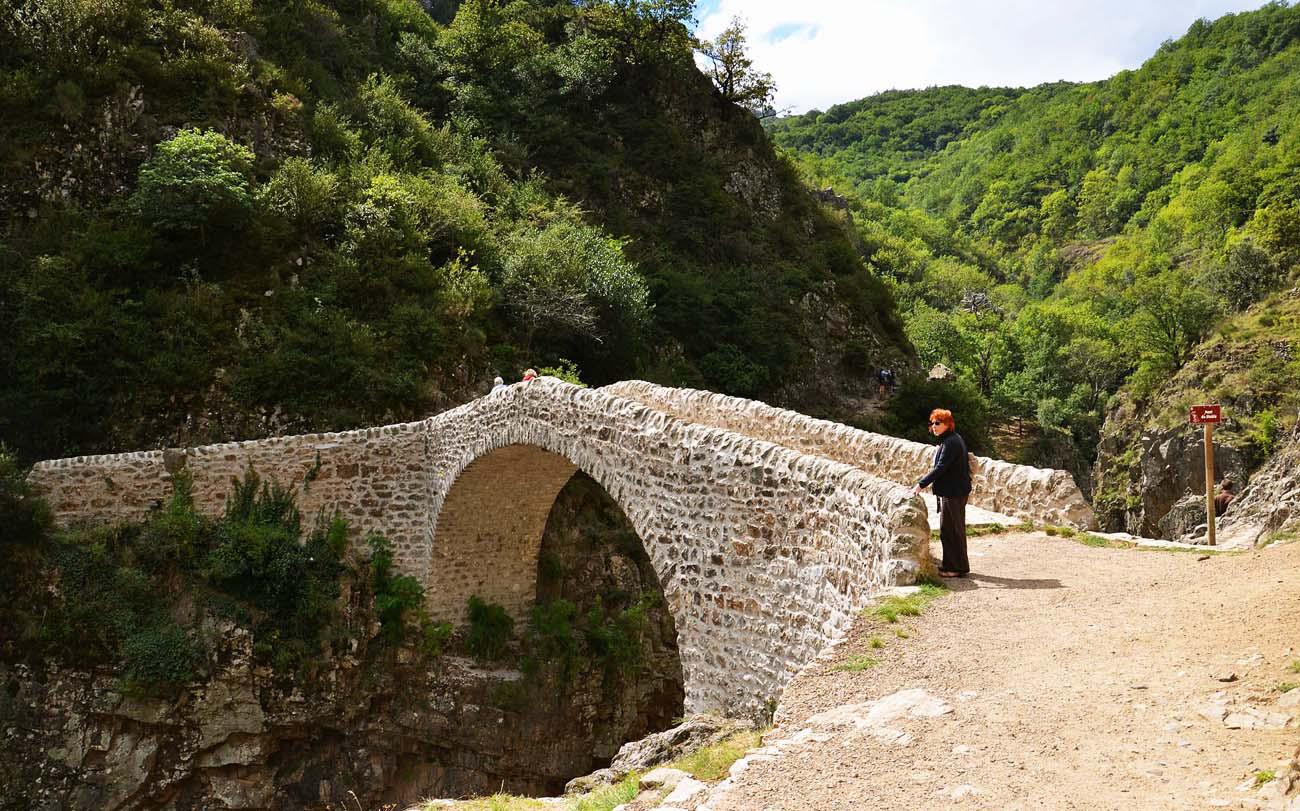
[[768, 3, 1300, 495], [0, 0, 908, 462]]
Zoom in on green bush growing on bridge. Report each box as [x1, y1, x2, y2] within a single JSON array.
[[368, 533, 437, 647], [466, 595, 514, 661], [204, 470, 346, 673]]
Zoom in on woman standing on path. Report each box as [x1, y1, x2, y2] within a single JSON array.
[[911, 408, 972, 578]]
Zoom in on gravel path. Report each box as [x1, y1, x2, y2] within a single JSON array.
[[708, 532, 1300, 810]]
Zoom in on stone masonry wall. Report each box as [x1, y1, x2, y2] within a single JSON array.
[[604, 380, 1096, 529], [415, 379, 930, 716], [28, 378, 929, 717], [27, 421, 435, 562]]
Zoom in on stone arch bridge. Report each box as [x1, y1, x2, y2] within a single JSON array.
[[30, 379, 1091, 716]]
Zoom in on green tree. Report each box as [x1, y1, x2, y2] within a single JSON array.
[[1214, 235, 1282, 310], [1129, 269, 1221, 367], [696, 17, 776, 117], [132, 129, 255, 242], [499, 218, 650, 351], [1039, 188, 1075, 241], [1077, 167, 1119, 238]]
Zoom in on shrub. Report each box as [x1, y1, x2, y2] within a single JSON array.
[[257, 157, 340, 241], [466, 595, 514, 661], [583, 598, 648, 677], [0, 448, 52, 549], [133, 129, 255, 240], [369, 533, 426, 644], [527, 598, 580, 667], [538, 359, 586, 386], [1247, 408, 1281, 461], [419, 619, 453, 658], [203, 470, 342, 668], [121, 622, 196, 686], [882, 377, 992, 454]]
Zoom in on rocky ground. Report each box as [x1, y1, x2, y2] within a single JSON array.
[[635, 531, 1300, 810]]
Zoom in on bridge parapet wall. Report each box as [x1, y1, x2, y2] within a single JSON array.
[[28, 421, 437, 568], [604, 381, 1095, 530]]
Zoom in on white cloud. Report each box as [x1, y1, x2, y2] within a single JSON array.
[[695, 0, 1272, 113]]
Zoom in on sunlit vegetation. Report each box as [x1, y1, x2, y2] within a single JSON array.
[[769, 3, 1300, 491]]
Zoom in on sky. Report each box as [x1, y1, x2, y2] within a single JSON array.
[[693, 0, 1274, 114]]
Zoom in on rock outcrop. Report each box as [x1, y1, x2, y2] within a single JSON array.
[[1215, 414, 1300, 547]]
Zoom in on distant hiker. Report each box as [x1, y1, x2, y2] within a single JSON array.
[[1214, 478, 1237, 516], [877, 367, 892, 397], [491, 376, 506, 393], [522, 368, 538, 383], [911, 408, 972, 578]]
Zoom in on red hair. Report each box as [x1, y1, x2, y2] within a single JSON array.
[[929, 408, 955, 431]]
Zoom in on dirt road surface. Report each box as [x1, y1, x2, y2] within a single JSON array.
[[707, 532, 1300, 810]]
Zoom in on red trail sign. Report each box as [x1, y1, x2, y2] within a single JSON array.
[[1190, 404, 1222, 424]]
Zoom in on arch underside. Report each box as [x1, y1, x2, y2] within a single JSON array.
[[427, 444, 580, 622]]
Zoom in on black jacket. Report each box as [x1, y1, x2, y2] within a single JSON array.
[[919, 430, 972, 498]]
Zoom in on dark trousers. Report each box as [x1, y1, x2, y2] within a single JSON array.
[[938, 495, 970, 574]]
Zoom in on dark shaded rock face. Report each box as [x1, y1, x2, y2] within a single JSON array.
[[1094, 422, 1248, 538], [0, 474, 683, 810]]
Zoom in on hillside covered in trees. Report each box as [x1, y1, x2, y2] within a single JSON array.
[[0, 0, 910, 463], [769, 2, 1300, 525]]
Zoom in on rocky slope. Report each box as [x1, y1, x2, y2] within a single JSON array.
[[1093, 289, 1300, 538], [0, 473, 683, 810]]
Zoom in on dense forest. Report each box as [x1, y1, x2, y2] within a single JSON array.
[[0, 0, 910, 463], [769, 1, 1300, 504]]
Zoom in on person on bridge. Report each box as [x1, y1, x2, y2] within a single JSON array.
[[490, 376, 506, 393], [911, 408, 972, 578], [521, 368, 538, 383]]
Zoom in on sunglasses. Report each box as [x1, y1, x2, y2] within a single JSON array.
[[929, 420, 943, 426]]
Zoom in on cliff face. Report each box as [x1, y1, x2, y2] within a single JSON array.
[[1, 643, 669, 810], [1216, 416, 1300, 547]]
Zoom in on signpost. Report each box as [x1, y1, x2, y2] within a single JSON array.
[[1190, 405, 1223, 546]]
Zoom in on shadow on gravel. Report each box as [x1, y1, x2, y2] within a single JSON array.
[[945, 573, 1064, 591]]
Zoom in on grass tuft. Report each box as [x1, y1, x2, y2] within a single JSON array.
[[666, 729, 765, 782], [834, 654, 878, 672], [1289, 661, 1300, 674], [1254, 769, 1277, 787], [415, 772, 640, 811], [574, 773, 641, 811], [868, 636, 885, 649], [869, 583, 946, 623], [1278, 682, 1298, 693]]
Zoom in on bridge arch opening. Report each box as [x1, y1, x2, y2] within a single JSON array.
[[428, 443, 685, 794]]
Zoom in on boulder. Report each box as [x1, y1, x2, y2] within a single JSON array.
[[608, 715, 754, 776], [1159, 493, 1211, 542]]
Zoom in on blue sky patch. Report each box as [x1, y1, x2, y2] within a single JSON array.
[[767, 22, 820, 43]]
